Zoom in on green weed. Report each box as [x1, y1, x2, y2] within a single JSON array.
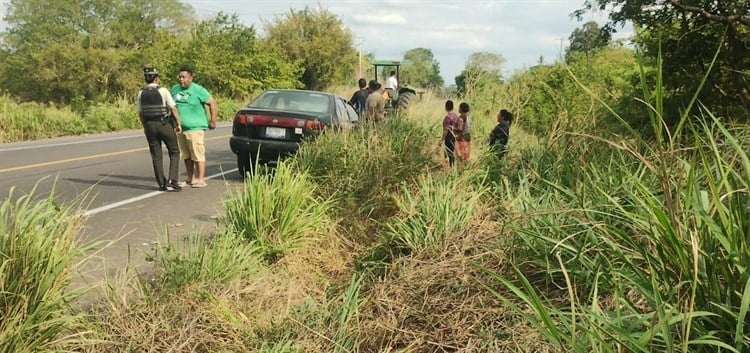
[[151, 231, 262, 292], [385, 173, 485, 254], [222, 161, 332, 263], [0, 185, 92, 352], [295, 117, 438, 220], [484, 47, 750, 352]]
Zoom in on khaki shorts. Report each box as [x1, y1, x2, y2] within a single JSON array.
[[178, 130, 206, 162]]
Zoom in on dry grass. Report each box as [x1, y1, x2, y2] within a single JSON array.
[[84, 226, 356, 352], [355, 205, 551, 353], [90, 284, 259, 352]]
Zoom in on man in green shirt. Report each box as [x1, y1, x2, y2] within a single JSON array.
[[171, 67, 218, 188]]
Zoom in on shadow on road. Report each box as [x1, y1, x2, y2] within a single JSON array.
[[64, 174, 155, 191]]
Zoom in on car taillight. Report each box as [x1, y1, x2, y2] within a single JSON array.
[[238, 115, 277, 125], [234, 114, 254, 125], [235, 113, 322, 130], [305, 120, 325, 131]]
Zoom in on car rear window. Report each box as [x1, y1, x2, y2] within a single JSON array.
[[249, 91, 330, 116]]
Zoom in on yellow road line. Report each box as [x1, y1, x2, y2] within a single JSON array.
[[0, 134, 230, 174], [1, 147, 147, 173]]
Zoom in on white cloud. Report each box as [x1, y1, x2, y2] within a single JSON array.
[[0, 1, 7, 25], [352, 12, 407, 25], [442, 23, 494, 32]]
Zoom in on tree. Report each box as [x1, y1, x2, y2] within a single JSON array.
[[263, 6, 357, 91], [565, 21, 611, 62], [175, 13, 300, 99], [399, 48, 444, 88], [454, 52, 505, 98], [577, 0, 750, 119], [0, 0, 193, 103], [507, 46, 637, 135]]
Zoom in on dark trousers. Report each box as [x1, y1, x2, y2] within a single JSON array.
[[144, 120, 179, 186], [444, 134, 456, 167], [491, 143, 508, 159]]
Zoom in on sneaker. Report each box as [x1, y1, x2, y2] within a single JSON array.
[[166, 180, 182, 191], [191, 181, 208, 188], [158, 184, 168, 191]]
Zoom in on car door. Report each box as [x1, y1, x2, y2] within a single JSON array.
[[344, 101, 359, 125]]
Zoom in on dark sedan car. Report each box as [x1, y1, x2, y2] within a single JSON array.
[[229, 89, 359, 177]]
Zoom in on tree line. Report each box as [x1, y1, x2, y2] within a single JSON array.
[[0, 0, 446, 105], [579, 0, 749, 121], [1, 0, 747, 124], [0, 1, 360, 103], [456, 0, 748, 132]]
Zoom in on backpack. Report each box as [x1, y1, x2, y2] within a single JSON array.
[[140, 86, 169, 120]]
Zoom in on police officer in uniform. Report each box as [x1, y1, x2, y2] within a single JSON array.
[[136, 67, 183, 191]]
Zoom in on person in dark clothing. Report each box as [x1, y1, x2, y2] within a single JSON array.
[[136, 67, 182, 191], [489, 109, 513, 159], [350, 78, 368, 116]]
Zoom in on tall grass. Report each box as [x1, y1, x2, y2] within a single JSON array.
[[484, 49, 750, 352], [0, 186, 91, 352], [330, 273, 364, 353], [87, 230, 266, 353], [221, 161, 332, 263], [0, 94, 140, 141], [486, 116, 749, 352], [0, 94, 241, 142], [385, 173, 485, 254], [295, 117, 439, 220]]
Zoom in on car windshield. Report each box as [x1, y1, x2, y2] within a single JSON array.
[[249, 91, 330, 116]]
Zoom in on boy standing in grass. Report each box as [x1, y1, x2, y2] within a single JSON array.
[[489, 109, 512, 159]]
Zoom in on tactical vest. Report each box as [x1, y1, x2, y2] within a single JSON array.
[[140, 86, 169, 121]]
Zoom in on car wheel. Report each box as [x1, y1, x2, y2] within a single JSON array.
[[237, 152, 252, 179]]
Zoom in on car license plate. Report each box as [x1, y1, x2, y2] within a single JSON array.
[[265, 127, 286, 139]]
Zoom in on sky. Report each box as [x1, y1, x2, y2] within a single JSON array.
[[0, 0, 632, 85]]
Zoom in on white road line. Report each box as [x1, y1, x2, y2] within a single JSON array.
[[1, 134, 143, 152], [82, 168, 238, 217]]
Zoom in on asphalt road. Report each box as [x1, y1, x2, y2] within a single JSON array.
[[0, 123, 243, 295]]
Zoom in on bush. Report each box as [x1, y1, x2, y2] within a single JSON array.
[[85, 102, 140, 132]]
